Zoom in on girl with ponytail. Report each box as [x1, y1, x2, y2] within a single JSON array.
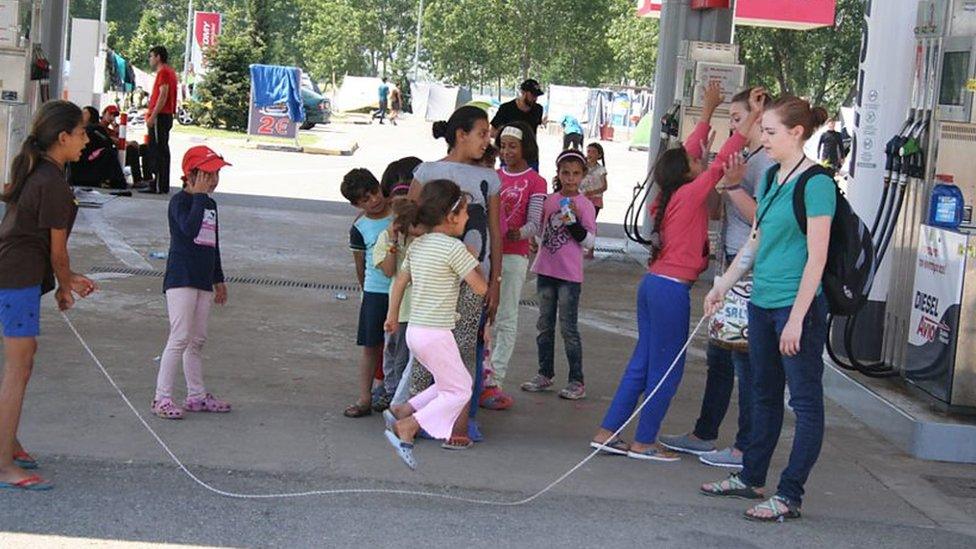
[[701, 95, 834, 521], [0, 101, 98, 490], [383, 180, 488, 469], [407, 105, 502, 448], [590, 85, 764, 463]]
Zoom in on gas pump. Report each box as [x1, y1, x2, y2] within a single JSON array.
[[0, 0, 41, 183], [843, 0, 976, 411]]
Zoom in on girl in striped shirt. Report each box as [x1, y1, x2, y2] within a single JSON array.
[[382, 179, 488, 470]]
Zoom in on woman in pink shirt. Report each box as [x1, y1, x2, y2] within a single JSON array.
[[589, 85, 765, 462]]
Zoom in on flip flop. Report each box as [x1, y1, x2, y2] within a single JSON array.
[[13, 451, 38, 470], [384, 429, 417, 470], [0, 475, 53, 491], [589, 437, 630, 456], [627, 448, 681, 462]]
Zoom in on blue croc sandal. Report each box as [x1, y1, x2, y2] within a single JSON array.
[[0, 475, 53, 491], [383, 409, 397, 432], [384, 429, 417, 470]]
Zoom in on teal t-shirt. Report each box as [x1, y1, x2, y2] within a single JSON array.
[[349, 215, 393, 294], [752, 168, 836, 309]]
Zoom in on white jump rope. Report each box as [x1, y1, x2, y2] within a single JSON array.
[[61, 310, 707, 505]]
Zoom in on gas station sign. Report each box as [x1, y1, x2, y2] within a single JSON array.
[[637, 0, 837, 30]]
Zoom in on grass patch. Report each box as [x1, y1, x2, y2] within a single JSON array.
[[172, 125, 318, 147]]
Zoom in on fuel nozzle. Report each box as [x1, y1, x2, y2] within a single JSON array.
[[661, 103, 680, 139]]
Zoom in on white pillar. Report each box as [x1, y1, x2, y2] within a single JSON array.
[[848, 0, 919, 299]]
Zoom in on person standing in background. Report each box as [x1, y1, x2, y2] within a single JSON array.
[[144, 46, 178, 195], [817, 120, 844, 169], [375, 78, 390, 125]]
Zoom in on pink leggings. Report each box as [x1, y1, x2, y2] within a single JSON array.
[[407, 325, 472, 440], [155, 287, 212, 401]]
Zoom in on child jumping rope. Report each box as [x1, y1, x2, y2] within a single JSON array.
[[520, 149, 597, 400], [589, 85, 764, 461], [153, 145, 232, 420], [383, 179, 488, 470]]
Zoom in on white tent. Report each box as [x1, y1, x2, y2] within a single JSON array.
[[546, 84, 591, 124], [334, 75, 384, 112], [410, 82, 471, 121]]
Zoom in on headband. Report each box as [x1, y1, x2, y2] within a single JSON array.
[[391, 184, 411, 194], [500, 126, 524, 141], [556, 149, 587, 167]]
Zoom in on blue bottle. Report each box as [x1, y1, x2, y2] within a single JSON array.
[[929, 175, 964, 230]]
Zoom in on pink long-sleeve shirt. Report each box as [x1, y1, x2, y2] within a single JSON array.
[[649, 121, 747, 282]]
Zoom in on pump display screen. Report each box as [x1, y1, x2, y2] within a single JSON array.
[[939, 51, 971, 107]]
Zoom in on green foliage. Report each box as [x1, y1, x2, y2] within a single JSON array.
[[736, 0, 864, 112], [606, 0, 658, 85], [191, 32, 258, 130]]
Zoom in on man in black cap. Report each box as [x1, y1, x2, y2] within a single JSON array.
[[491, 79, 545, 138]]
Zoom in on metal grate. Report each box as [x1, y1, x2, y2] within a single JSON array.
[[90, 266, 541, 306]]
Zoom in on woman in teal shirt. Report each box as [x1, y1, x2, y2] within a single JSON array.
[[700, 96, 834, 522]]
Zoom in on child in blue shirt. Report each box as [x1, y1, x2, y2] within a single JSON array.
[[341, 168, 393, 417]]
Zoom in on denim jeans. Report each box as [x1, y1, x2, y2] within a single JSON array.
[[600, 274, 690, 444], [693, 342, 753, 451], [741, 294, 829, 507], [536, 274, 583, 383]]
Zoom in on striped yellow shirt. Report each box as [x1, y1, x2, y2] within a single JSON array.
[[402, 233, 479, 329]]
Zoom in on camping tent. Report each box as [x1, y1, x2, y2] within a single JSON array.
[[410, 82, 472, 121], [334, 76, 384, 112]]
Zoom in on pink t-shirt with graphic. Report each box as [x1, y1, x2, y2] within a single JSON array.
[[531, 192, 596, 284], [498, 167, 548, 257]]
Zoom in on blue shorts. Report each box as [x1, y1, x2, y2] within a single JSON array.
[[0, 286, 42, 338], [357, 291, 389, 347]]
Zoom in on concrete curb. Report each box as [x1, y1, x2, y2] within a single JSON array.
[[304, 141, 359, 156]]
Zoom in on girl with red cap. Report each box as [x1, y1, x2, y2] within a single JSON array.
[[152, 145, 232, 420]]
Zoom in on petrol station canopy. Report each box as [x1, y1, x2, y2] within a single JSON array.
[[637, 0, 838, 30]]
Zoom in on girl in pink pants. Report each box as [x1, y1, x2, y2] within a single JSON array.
[[153, 145, 232, 420], [381, 178, 488, 470]]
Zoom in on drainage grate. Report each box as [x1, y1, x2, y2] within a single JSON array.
[[90, 266, 541, 305], [594, 246, 627, 255], [924, 475, 976, 499], [90, 266, 361, 292]]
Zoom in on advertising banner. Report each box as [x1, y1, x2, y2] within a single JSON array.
[[190, 11, 222, 74], [905, 225, 968, 401]]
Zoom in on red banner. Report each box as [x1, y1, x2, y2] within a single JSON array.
[[191, 11, 222, 71], [636, 0, 836, 30]]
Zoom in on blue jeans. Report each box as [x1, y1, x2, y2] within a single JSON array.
[[601, 274, 690, 444], [741, 294, 829, 507], [693, 342, 753, 450], [536, 274, 583, 383]]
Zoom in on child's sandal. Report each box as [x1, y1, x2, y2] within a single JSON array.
[[441, 436, 473, 450], [343, 402, 372, 418], [184, 393, 231, 413], [152, 398, 185, 420]]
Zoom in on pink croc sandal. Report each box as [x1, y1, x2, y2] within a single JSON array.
[[184, 393, 231, 413], [152, 398, 185, 420]]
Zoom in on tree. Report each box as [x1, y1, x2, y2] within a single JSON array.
[[191, 33, 259, 130], [736, 0, 864, 112], [606, 0, 658, 86]]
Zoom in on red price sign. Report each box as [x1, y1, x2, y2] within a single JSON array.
[[247, 103, 297, 139], [256, 115, 293, 136]]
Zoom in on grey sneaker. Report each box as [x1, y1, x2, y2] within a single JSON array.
[[558, 381, 586, 400], [699, 447, 743, 469], [520, 374, 554, 392], [658, 433, 716, 455]]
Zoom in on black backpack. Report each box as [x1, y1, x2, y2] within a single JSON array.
[[762, 164, 876, 316]]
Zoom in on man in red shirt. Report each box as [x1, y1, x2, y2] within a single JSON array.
[[144, 45, 179, 194]]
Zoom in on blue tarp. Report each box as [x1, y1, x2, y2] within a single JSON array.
[[249, 64, 305, 122]]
